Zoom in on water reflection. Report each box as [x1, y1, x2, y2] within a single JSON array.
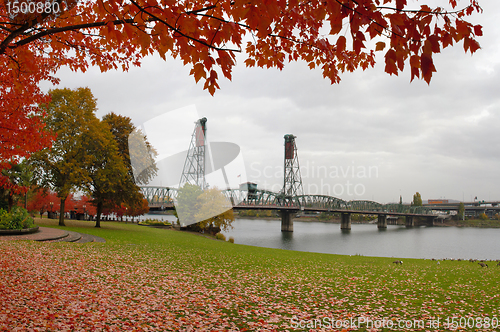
[[223, 219, 500, 260], [280, 232, 294, 250]]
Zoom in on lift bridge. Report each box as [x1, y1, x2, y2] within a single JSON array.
[[141, 118, 436, 232]]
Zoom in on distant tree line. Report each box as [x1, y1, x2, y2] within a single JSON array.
[[238, 210, 277, 218]]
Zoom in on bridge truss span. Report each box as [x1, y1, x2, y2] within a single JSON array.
[[223, 189, 285, 208], [142, 186, 434, 216], [141, 186, 177, 209], [346, 200, 384, 212], [297, 195, 347, 210]]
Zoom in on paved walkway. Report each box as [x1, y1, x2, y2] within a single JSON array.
[[0, 227, 105, 243]]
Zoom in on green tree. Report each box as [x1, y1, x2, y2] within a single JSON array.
[[80, 119, 131, 228], [102, 112, 157, 218], [0, 159, 33, 213], [102, 112, 158, 185], [31, 87, 98, 226], [31, 87, 137, 227], [128, 129, 159, 185], [457, 202, 465, 221], [412, 192, 423, 207], [195, 187, 234, 233], [175, 183, 204, 226], [175, 184, 234, 233], [0, 161, 33, 212]]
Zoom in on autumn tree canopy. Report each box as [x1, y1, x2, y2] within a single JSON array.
[[30, 87, 148, 227], [103, 112, 158, 186], [79, 117, 131, 228], [102, 112, 156, 221], [30, 87, 100, 226], [0, 0, 483, 187], [1, 0, 483, 93]]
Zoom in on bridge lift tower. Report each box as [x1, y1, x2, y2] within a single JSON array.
[[179, 117, 208, 190], [283, 134, 304, 201], [281, 134, 303, 232]]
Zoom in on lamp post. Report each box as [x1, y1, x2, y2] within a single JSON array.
[[49, 202, 54, 219], [83, 204, 86, 221]]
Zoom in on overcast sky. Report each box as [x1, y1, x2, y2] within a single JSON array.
[[41, 2, 500, 204]]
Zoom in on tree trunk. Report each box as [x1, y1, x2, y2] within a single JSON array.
[[7, 193, 13, 212], [95, 201, 102, 228], [59, 197, 66, 226]]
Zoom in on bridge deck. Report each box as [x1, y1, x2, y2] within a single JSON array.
[[232, 205, 435, 217]]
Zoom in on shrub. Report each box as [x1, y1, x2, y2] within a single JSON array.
[[318, 212, 334, 221], [228, 237, 235, 243], [244, 210, 256, 217], [215, 233, 226, 241], [0, 209, 10, 229], [138, 219, 171, 226], [479, 213, 489, 220], [0, 207, 34, 230]]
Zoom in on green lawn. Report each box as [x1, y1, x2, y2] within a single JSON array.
[[1, 218, 499, 331]]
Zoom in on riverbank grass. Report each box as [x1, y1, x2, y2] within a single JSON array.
[[444, 218, 500, 228], [1, 218, 500, 330]]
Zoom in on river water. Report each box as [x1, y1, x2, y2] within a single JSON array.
[[221, 219, 500, 260]]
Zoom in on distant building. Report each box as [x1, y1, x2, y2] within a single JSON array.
[[428, 199, 449, 204]]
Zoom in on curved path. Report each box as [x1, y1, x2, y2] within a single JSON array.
[[0, 227, 105, 243]]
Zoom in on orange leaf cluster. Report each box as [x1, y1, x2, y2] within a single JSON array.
[[0, 50, 55, 190], [1, 0, 483, 92], [0, 0, 483, 182]]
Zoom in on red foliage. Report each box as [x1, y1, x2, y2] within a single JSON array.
[[0, 55, 55, 190], [1, 1, 483, 95], [106, 199, 149, 219], [109, 203, 128, 220], [127, 199, 150, 217], [28, 190, 86, 215], [27, 190, 59, 214], [73, 196, 97, 216], [0, 1, 483, 189]]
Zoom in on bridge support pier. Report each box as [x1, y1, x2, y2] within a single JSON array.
[[341, 213, 351, 230], [280, 210, 296, 232], [406, 216, 414, 227], [424, 216, 435, 227], [377, 215, 387, 229]]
